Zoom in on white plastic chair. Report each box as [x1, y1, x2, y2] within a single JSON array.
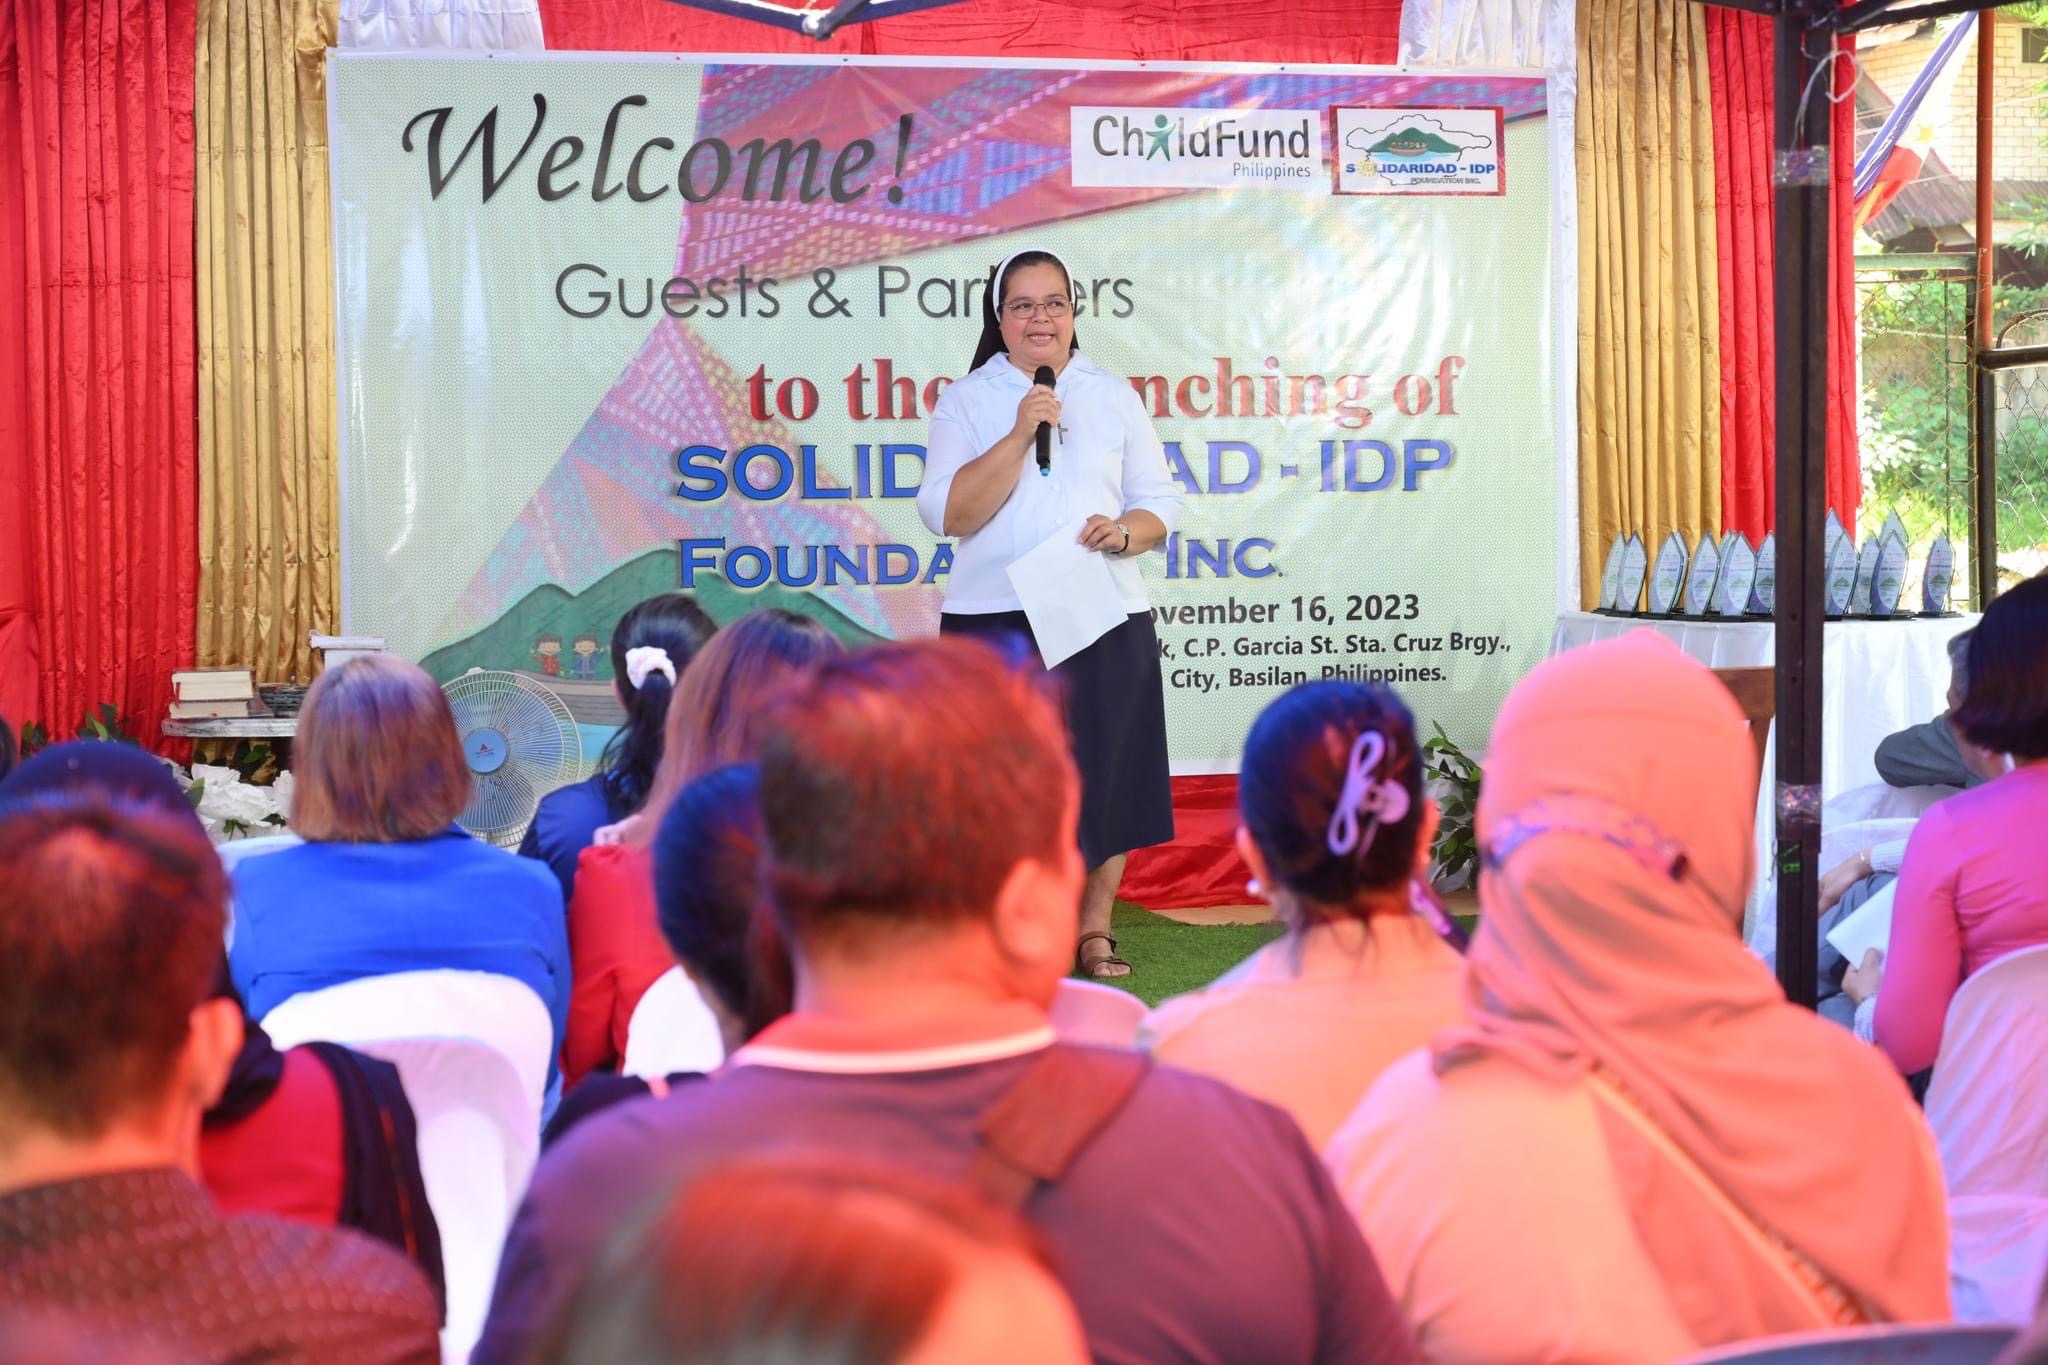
[[258, 969, 554, 1125], [259, 971, 554, 1365], [1677, 1324, 2015, 1364], [1925, 942, 2048, 1324], [347, 1036, 538, 1365], [621, 966, 725, 1080], [1049, 978, 1147, 1048]]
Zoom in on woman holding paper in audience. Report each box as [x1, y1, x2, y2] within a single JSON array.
[[1864, 570, 2048, 1074], [916, 248, 1182, 980]]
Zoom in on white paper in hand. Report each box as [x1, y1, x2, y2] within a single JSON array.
[[1825, 881, 1897, 966], [1005, 519, 1127, 669]]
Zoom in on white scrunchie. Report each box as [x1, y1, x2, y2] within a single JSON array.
[[624, 646, 676, 691]]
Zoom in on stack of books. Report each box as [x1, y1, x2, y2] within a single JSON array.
[[169, 668, 271, 720]]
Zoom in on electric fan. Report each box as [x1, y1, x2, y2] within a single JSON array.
[[441, 670, 584, 848]]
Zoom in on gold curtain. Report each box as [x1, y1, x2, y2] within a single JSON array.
[[1576, 0, 1723, 606], [196, 0, 339, 682]]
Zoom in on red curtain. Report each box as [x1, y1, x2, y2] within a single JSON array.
[[1707, 10, 1775, 543], [1828, 34, 1860, 529], [539, 0, 1402, 906], [1706, 13, 1861, 541], [0, 0, 200, 749]]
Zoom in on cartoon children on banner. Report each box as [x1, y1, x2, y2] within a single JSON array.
[[533, 634, 564, 677], [570, 634, 601, 680]]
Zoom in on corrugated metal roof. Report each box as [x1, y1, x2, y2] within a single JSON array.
[[1851, 67, 2045, 243]]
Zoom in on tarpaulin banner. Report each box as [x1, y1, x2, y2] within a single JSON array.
[[330, 52, 1554, 770]]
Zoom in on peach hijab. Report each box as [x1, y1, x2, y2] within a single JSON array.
[[1436, 633, 1949, 1338]]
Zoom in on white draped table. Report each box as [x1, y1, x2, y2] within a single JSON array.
[[1550, 610, 1978, 937], [1550, 611, 1976, 797]]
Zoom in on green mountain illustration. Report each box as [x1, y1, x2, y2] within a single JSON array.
[[1367, 128, 1464, 157], [420, 549, 885, 726]]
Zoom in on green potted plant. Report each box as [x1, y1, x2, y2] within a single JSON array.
[[1422, 722, 1482, 891]]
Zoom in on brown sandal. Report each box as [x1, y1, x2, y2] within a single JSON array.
[[1075, 930, 1131, 980]]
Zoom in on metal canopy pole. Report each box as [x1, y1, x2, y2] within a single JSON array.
[[1688, 0, 2031, 1002], [1974, 7, 1999, 608], [1770, 5, 1832, 1009]]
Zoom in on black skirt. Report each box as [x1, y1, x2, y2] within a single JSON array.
[[940, 609, 1175, 868]]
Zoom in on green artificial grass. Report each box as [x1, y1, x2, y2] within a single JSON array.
[[1078, 902, 1285, 1008], [1079, 903, 1482, 1009]]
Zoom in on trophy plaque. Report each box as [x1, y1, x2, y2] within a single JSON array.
[[1879, 508, 1910, 551], [1823, 536, 1856, 617], [1682, 534, 1722, 618], [1618, 534, 1649, 614], [1715, 535, 1758, 618], [1598, 535, 1626, 613], [1647, 532, 1688, 616], [1748, 533, 1776, 616], [1871, 531, 1908, 617], [1849, 537, 1881, 616], [1922, 533, 1955, 615]]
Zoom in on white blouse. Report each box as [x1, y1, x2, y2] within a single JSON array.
[[917, 351, 1184, 615]]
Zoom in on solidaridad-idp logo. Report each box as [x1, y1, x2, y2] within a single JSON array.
[[1332, 109, 1503, 194]]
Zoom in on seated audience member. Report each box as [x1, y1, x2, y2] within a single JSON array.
[[230, 655, 568, 1077], [520, 593, 715, 902], [561, 609, 838, 1087], [0, 1310, 180, 1364], [1873, 625, 1990, 792], [476, 639, 1415, 1365], [543, 764, 793, 1146], [0, 744, 443, 1298], [1327, 633, 1949, 1362], [0, 792, 439, 1362], [537, 1158, 1087, 1365], [1140, 681, 1463, 1147], [1812, 628, 1993, 1027], [1869, 572, 2048, 1073]]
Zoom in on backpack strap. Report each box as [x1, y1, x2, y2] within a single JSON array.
[[969, 1045, 1152, 1211]]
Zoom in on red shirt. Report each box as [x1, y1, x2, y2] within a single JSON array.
[[561, 842, 675, 1088], [199, 1046, 345, 1226]]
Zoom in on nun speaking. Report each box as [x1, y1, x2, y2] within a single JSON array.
[[915, 249, 1183, 979]]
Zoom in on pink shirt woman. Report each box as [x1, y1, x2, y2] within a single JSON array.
[[1874, 573, 2048, 1075]]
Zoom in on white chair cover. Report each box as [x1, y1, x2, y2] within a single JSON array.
[[215, 832, 303, 870], [1676, 1322, 2015, 1363], [258, 969, 553, 1118], [622, 966, 725, 1080], [348, 1036, 538, 1365], [1925, 943, 2048, 1324], [1819, 818, 1922, 880], [1048, 978, 1146, 1049], [1825, 781, 1954, 826]]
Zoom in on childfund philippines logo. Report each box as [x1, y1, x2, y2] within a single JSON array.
[[1070, 107, 1326, 194]]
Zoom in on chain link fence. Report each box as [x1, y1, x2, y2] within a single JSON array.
[[1856, 258, 1977, 597], [1991, 308, 2048, 589], [1857, 258, 2048, 600]]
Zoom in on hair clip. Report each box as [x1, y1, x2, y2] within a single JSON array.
[[624, 646, 676, 690], [1327, 731, 1411, 858]]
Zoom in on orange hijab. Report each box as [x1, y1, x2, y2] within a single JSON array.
[[1436, 633, 1949, 1338]]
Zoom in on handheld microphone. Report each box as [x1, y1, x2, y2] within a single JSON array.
[[1033, 365, 1055, 477]]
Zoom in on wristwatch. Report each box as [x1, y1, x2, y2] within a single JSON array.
[[1114, 521, 1131, 555]]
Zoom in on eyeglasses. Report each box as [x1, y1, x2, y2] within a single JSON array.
[[1003, 297, 1072, 320]]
